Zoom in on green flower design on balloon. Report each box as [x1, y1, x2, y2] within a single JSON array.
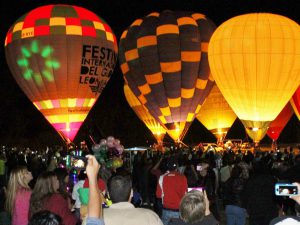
[[17, 40, 60, 86]]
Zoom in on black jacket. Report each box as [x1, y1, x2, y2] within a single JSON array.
[[242, 174, 278, 217], [168, 214, 219, 225], [223, 177, 246, 207]]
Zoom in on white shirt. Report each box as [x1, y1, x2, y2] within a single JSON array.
[[103, 202, 163, 225]]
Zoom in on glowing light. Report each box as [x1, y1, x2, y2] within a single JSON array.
[[175, 124, 180, 132], [45, 60, 60, 69], [17, 58, 29, 67], [24, 69, 33, 80], [21, 47, 31, 58], [42, 70, 54, 82], [66, 123, 70, 132], [33, 74, 42, 86], [17, 41, 59, 85], [41, 46, 53, 58], [252, 127, 259, 132], [31, 41, 39, 53]]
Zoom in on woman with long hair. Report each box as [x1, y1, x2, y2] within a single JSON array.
[[29, 171, 78, 225], [5, 165, 33, 225]]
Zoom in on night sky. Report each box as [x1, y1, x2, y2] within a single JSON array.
[[1, 0, 300, 148]]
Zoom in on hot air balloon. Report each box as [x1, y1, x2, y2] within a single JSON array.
[[5, 5, 118, 142], [267, 103, 293, 148], [119, 11, 216, 142], [208, 13, 300, 144], [124, 84, 166, 144], [291, 86, 300, 120], [196, 84, 236, 143]]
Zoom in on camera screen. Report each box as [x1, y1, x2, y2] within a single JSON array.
[[71, 157, 86, 168], [188, 187, 204, 192], [277, 185, 298, 195], [196, 165, 202, 171]]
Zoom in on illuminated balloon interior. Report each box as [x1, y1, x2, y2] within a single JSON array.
[[5, 5, 118, 141]]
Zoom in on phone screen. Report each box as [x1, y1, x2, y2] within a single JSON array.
[[188, 187, 204, 192], [275, 184, 298, 196], [71, 156, 86, 169], [196, 165, 202, 171]]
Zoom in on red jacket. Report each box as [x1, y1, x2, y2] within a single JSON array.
[[83, 177, 106, 192], [156, 171, 187, 210], [44, 193, 78, 225]]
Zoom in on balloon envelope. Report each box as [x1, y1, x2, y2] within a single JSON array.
[[5, 5, 118, 141], [119, 11, 216, 141], [124, 84, 166, 143], [267, 103, 293, 141], [196, 84, 236, 141], [243, 121, 269, 143], [208, 13, 300, 143], [291, 86, 300, 121]]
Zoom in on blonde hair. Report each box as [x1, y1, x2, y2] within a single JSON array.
[[5, 166, 31, 216], [179, 191, 206, 224], [29, 171, 57, 217]]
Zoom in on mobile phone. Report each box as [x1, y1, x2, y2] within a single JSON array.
[[275, 183, 299, 196], [196, 165, 202, 171], [70, 156, 87, 169], [188, 187, 204, 192]]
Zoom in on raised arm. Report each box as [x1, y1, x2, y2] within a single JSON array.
[[86, 155, 102, 218]]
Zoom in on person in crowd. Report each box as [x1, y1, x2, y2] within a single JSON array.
[[47, 155, 58, 172], [54, 167, 73, 210], [29, 155, 105, 225], [156, 156, 188, 225], [54, 167, 70, 197], [72, 171, 87, 219], [28, 211, 62, 225], [220, 154, 235, 185], [242, 160, 278, 225], [290, 182, 300, 205], [0, 151, 6, 188], [184, 163, 198, 188], [0, 185, 10, 225], [269, 182, 300, 225], [85, 154, 105, 225], [168, 190, 219, 225], [104, 174, 163, 225], [5, 165, 32, 225], [282, 154, 300, 182], [150, 155, 165, 217], [29, 171, 78, 225], [197, 160, 220, 221], [223, 165, 247, 225], [235, 155, 251, 180]]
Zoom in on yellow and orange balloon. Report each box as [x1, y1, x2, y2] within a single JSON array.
[[5, 5, 118, 142], [124, 84, 166, 144], [196, 84, 236, 143], [208, 13, 300, 143]]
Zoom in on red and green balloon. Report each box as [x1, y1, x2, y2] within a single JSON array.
[[5, 5, 118, 142]]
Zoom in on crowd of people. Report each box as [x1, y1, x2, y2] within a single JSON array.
[[0, 144, 300, 225]]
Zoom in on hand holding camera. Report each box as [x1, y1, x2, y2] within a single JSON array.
[[275, 183, 299, 197], [289, 183, 300, 204], [85, 155, 100, 181]]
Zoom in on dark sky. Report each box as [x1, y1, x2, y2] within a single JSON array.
[[0, 0, 300, 148]]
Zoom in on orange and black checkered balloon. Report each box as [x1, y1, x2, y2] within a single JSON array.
[[119, 11, 216, 141], [5, 5, 118, 141]]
